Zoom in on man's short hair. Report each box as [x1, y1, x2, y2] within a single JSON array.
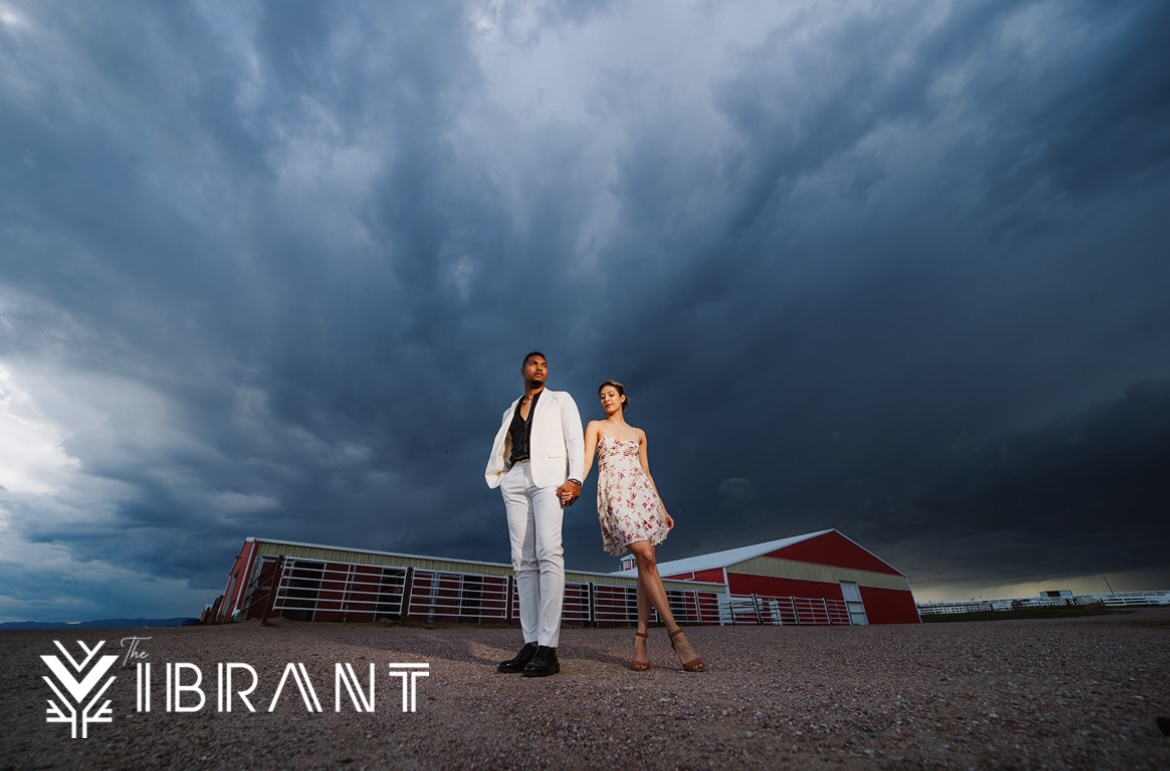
[[522, 351, 547, 366]]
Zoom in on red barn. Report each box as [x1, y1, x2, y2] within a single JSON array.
[[618, 529, 920, 624], [209, 530, 917, 627]]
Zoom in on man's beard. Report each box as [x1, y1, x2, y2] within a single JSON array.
[[526, 378, 544, 390]]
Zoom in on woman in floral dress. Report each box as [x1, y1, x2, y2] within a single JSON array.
[[571, 380, 704, 672]]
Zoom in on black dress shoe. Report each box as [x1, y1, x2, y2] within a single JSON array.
[[522, 646, 559, 677], [497, 642, 539, 673]]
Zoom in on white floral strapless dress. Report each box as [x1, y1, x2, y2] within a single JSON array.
[[595, 434, 670, 557]]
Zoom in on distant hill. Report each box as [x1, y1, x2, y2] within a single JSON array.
[[0, 617, 195, 630]]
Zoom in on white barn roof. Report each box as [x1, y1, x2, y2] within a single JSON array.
[[612, 528, 837, 578]]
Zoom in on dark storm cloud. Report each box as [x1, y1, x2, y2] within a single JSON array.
[[1, 0, 619, 611], [1, 0, 1169, 620], [558, 0, 1170, 580], [862, 378, 1170, 585]]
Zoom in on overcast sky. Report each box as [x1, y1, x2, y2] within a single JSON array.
[[2, 0, 1168, 622]]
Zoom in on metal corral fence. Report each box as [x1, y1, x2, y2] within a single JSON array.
[[917, 591, 1170, 616], [722, 594, 851, 625], [238, 555, 855, 626]]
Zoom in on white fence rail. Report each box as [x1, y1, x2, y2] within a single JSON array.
[[243, 555, 856, 626], [918, 591, 1170, 616], [1097, 591, 1170, 607], [403, 569, 511, 623], [722, 594, 851, 625]]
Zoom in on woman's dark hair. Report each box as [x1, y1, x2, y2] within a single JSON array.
[[598, 380, 630, 411]]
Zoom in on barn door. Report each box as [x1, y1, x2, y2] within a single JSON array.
[[840, 581, 868, 625]]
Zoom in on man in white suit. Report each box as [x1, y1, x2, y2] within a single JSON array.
[[485, 351, 584, 677]]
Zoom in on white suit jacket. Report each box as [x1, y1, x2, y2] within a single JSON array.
[[485, 389, 584, 489]]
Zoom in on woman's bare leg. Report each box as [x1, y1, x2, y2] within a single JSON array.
[[635, 576, 651, 633], [627, 540, 700, 665], [632, 573, 651, 666]]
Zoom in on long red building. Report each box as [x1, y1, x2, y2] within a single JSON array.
[[209, 529, 919, 627]]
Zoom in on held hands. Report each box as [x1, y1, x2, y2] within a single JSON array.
[[556, 480, 582, 507], [664, 510, 675, 529]]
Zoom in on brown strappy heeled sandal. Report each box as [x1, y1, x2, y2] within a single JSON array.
[[631, 631, 650, 671], [669, 628, 705, 672]]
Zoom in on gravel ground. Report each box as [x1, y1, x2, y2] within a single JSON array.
[[2, 609, 1168, 770]]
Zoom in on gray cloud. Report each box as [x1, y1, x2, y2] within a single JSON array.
[[1, 0, 1168, 621], [718, 477, 756, 505]]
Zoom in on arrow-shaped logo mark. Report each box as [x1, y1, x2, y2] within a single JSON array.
[[42, 640, 120, 739]]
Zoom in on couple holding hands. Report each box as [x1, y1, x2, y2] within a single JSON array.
[[485, 352, 705, 678]]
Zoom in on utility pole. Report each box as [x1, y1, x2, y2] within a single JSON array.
[[1101, 574, 1116, 595]]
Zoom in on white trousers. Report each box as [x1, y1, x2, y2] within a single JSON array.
[[500, 461, 565, 648]]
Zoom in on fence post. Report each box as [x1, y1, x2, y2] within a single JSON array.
[[753, 594, 763, 625], [427, 572, 440, 625], [261, 555, 285, 624], [505, 575, 514, 624], [402, 567, 416, 622], [341, 563, 355, 623]]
